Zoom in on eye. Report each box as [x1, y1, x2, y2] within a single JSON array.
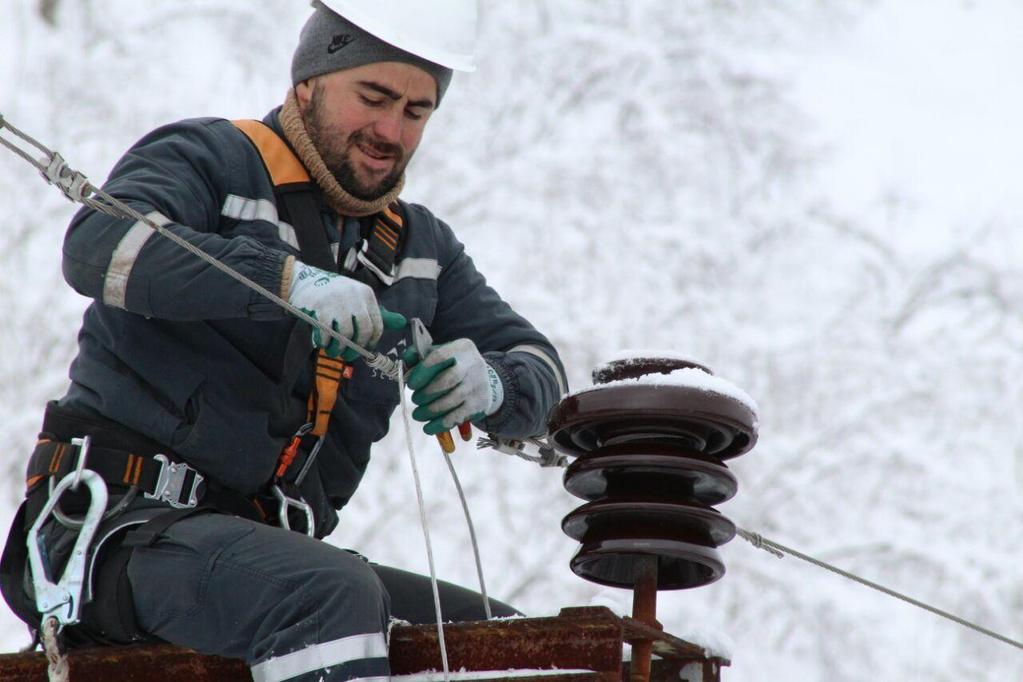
[[359, 95, 384, 107], [405, 109, 424, 121]]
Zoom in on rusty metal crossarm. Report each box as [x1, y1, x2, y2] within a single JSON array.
[[0, 607, 726, 681], [621, 617, 729, 666]]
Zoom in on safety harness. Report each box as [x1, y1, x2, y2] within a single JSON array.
[[231, 119, 409, 290], [231, 118, 406, 529], [0, 117, 409, 647]]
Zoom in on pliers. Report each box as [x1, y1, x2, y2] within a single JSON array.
[[409, 318, 473, 453]]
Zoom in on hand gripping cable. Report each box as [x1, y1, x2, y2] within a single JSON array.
[[0, 113, 401, 381]]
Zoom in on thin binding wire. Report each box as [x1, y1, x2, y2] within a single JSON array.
[[442, 453, 492, 620], [398, 370, 450, 681]]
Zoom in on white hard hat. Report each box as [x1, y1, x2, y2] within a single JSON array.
[[317, 0, 477, 72]]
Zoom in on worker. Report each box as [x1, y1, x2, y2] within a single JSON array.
[[0, 2, 567, 680]]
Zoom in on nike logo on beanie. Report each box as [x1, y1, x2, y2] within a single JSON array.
[[327, 34, 354, 54]]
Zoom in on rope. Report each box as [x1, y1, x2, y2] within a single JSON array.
[[0, 114, 400, 381], [442, 453, 492, 620], [41, 617, 69, 682], [736, 527, 1023, 652], [398, 370, 450, 682]]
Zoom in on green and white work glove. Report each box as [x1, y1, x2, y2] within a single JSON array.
[[404, 339, 504, 435], [287, 260, 406, 361]]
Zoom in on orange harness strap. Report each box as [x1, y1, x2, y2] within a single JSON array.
[[231, 120, 349, 478], [231, 119, 310, 185], [307, 352, 353, 437]]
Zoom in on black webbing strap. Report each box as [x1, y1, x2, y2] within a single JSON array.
[[25, 437, 266, 524], [25, 440, 195, 506], [278, 183, 335, 270], [122, 506, 212, 549], [83, 537, 144, 644], [0, 502, 39, 630]]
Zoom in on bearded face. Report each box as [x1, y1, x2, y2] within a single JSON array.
[[301, 80, 411, 201]]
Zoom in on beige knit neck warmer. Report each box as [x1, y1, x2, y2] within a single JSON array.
[[278, 89, 404, 217]]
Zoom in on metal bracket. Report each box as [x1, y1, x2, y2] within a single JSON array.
[[356, 242, 395, 286], [477, 434, 568, 468], [143, 454, 204, 509]]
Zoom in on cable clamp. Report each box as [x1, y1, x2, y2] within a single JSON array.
[[41, 152, 91, 203]]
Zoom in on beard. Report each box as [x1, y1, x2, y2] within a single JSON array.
[[302, 91, 408, 201]]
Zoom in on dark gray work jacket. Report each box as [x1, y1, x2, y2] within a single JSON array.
[[56, 108, 567, 537]]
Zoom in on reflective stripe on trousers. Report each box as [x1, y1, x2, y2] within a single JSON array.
[[250, 632, 389, 682]]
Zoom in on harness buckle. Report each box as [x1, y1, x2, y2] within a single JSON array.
[[271, 484, 315, 537], [356, 241, 395, 286], [144, 454, 204, 509]]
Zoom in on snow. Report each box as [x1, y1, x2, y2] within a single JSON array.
[[3, 2, 1023, 681], [670, 622, 735, 662], [569, 366, 760, 423], [587, 588, 632, 617]]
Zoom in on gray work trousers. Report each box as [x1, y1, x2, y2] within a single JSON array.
[[126, 513, 517, 682]]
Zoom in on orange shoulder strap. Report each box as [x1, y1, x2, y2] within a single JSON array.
[[231, 119, 310, 186], [232, 120, 346, 461]]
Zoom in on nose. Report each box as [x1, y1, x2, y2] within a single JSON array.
[[371, 108, 404, 145]]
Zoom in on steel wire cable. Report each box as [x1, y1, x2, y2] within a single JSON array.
[[737, 528, 1023, 652], [0, 114, 400, 381]]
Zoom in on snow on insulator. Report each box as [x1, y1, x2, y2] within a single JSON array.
[[575, 363, 760, 428]]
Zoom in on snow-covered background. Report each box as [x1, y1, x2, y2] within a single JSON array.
[[3, 1, 1023, 679]]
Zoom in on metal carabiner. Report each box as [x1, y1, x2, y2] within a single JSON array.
[[293, 434, 325, 487], [271, 484, 315, 538], [49, 435, 136, 530], [27, 469, 109, 632]]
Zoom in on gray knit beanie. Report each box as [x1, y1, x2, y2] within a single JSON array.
[[292, 2, 453, 105]]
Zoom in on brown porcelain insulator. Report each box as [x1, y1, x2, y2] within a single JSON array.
[[570, 537, 725, 590], [561, 499, 734, 589], [555, 355, 757, 597], [562, 445, 737, 505], [547, 382, 757, 459]]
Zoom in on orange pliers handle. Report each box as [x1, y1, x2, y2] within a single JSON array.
[[436, 422, 473, 454]]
